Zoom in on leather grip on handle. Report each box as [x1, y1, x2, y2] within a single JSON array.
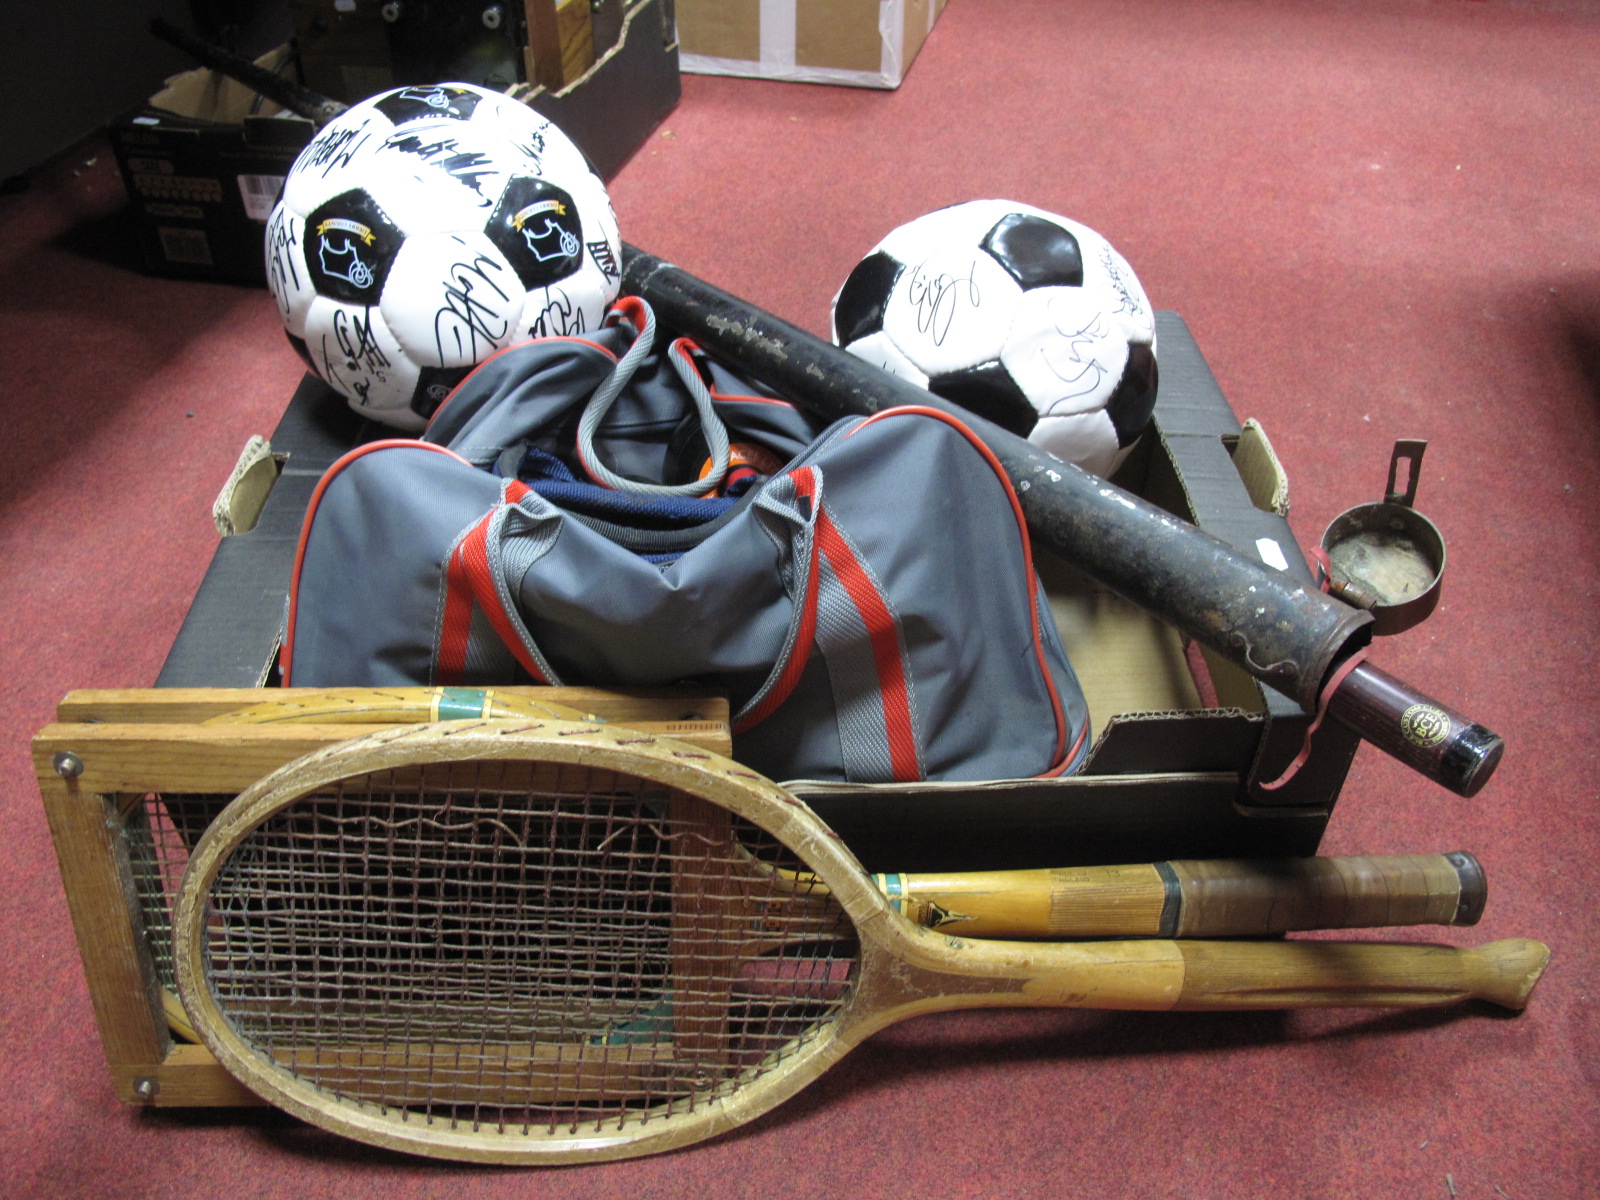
[[1163, 852, 1486, 936], [876, 853, 1487, 939], [1328, 662, 1504, 797], [1170, 937, 1549, 1011]]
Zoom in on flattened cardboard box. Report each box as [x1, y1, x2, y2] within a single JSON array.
[[161, 311, 1356, 874], [677, 0, 949, 88]]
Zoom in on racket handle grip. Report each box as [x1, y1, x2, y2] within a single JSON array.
[[1172, 937, 1550, 1012], [1163, 852, 1485, 936], [879, 853, 1486, 939]]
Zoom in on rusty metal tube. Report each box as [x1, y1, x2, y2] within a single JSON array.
[[620, 247, 1502, 797], [621, 244, 1365, 710]]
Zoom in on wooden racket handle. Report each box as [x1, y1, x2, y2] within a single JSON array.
[[1167, 937, 1548, 1011], [907, 936, 1551, 1015], [876, 852, 1486, 938], [894, 936, 1550, 1016]]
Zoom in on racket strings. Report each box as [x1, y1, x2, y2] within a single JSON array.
[[125, 792, 224, 993], [197, 760, 857, 1136]]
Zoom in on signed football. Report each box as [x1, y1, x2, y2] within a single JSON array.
[[831, 200, 1157, 478], [265, 82, 621, 430]]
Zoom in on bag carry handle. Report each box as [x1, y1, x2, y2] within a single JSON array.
[[575, 297, 733, 496], [437, 482, 565, 687], [449, 470, 837, 755]]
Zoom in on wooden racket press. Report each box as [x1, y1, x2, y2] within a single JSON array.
[[31, 687, 732, 1107]]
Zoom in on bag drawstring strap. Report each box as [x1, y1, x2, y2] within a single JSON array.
[[575, 298, 733, 497]]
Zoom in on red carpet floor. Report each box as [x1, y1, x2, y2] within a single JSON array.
[[3, 1, 1597, 1196]]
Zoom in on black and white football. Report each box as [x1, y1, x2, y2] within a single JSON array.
[[265, 82, 622, 429], [831, 200, 1158, 477]]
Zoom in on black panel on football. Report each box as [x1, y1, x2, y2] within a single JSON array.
[[284, 333, 314, 372], [373, 84, 490, 126], [928, 360, 1040, 437], [488, 179, 586, 288], [981, 214, 1084, 290], [833, 251, 905, 344], [1106, 344, 1161, 446], [303, 190, 406, 305], [411, 367, 473, 422]]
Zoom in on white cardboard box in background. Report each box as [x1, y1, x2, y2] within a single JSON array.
[[677, 0, 949, 89]]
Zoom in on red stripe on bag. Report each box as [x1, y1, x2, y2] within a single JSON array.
[[609, 295, 652, 333], [847, 407, 1073, 773], [436, 532, 479, 685], [441, 481, 549, 684], [672, 337, 803, 410], [733, 468, 822, 735], [813, 506, 922, 783]]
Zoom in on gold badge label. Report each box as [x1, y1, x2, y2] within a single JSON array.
[[1400, 703, 1451, 748], [314, 217, 376, 245], [511, 199, 567, 229]]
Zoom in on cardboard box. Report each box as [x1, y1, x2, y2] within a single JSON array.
[[157, 310, 1354, 873], [677, 0, 948, 89], [287, 0, 398, 104], [291, 0, 604, 102], [109, 49, 316, 286], [793, 314, 1360, 871], [112, 2, 675, 289], [286, 0, 680, 182], [513, 0, 683, 181]]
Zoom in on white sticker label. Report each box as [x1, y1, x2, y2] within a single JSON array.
[[1256, 537, 1289, 571], [237, 174, 286, 221]]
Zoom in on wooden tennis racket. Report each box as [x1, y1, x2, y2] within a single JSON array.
[[151, 687, 623, 1041], [171, 721, 1547, 1164]]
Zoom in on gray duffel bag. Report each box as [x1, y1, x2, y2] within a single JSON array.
[[283, 297, 1091, 784]]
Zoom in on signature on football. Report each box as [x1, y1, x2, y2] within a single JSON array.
[[302, 119, 375, 177], [331, 307, 391, 372], [264, 210, 302, 319], [1038, 307, 1111, 405], [317, 309, 392, 402], [434, 248, 514, 361], [527, 289, 587, 338], [906, 259, 983, 347]]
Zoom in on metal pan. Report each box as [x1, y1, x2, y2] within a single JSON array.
[[1319, 439, 1447, 636]]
